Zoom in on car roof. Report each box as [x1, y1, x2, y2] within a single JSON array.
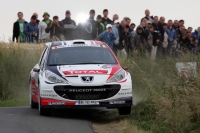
[[45, 40, 105, 48]]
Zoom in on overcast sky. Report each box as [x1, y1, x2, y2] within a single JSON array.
[[0, 0, 199, 41]]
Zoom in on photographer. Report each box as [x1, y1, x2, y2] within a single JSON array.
[[23, 15, 39, 43], [45, 16, 64, 40]]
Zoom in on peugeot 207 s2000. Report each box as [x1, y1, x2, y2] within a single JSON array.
[[29, 40, 132, 116]]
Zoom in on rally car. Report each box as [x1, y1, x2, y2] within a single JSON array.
[[29, 40, 132, 116]]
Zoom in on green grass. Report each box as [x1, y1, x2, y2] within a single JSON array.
[[0, 96, 29, 107]]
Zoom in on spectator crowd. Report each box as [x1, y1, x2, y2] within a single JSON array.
[[12, 9, 200, 60]]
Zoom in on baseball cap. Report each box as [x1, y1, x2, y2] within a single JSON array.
[[97, 15, 102, 19], [31, 15, 37, 20], [106, 24, 112, 28], [43, 12, 50, 17], [114, 20, 120, 24], [90, 9, 95, 13], [146, 21, 152, 24], [66, 10, 71, 14]]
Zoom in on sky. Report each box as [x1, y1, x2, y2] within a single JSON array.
[[0, 0, 200, 41]]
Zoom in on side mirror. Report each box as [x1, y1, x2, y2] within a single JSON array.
[[33, 68, 40, 73], [123, 66, 128, 71]]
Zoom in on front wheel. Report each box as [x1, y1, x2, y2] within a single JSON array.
[[118, 106, 131, 115], [38, 87, 51, 116]]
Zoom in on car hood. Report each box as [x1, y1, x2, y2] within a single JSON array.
[[57, 64, 122, 76], [46, 64, 123, 86]]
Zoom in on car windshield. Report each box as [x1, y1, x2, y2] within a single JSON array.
[[47, 46, 117, 66]]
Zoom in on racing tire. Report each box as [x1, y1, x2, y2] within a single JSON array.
[[118, 106, 131, 115], [31, 100, 38, 109], [40, 108, 51, 116]]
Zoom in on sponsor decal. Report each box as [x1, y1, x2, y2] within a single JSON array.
[[109, 100, 125, 104], [69, 89, 106, 93], [41, 94, 57, 97], [76, 94, 100, 99], [48, 102, 65, 105], [63, 70, 108, 75], [118, 92, 132, 95]]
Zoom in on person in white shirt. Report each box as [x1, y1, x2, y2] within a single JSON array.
[[38, 12, 51, 43]]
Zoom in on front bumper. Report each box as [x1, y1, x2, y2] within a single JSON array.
[[40, 97, 132, 108]]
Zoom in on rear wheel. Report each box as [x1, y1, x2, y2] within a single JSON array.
[[118, 106, 131, 115], [29, 83, 38, 109], [31, 100, 38, 109]]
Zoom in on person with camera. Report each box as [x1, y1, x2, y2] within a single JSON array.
[[45, 16, 64, 40], [23, 15, 39, 43]]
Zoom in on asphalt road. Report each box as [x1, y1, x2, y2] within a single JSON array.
[[0, 106, 110, 133]]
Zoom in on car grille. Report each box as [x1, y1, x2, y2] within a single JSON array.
[[54, 85, 121, 100]]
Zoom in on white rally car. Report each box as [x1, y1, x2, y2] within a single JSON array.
[[29, 40, 132, 116]]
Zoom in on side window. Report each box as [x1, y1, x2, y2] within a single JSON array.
[[40, 47, 49, 70], [39, 46, 48, 66]]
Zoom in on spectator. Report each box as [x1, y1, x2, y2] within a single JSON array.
[[151, 26, 160, 61], [23, 15, 39, 43], [179, 20, 184, 27], [130, 24, 137, 53], [188, 27, 193, 33], [96, 15, 105, 37], [190, 36, 197, 55], [173, 20, 180, 36], [86, 9, 97, 39], [125, 17, 131, 26], [38, 12, 51, 43], [12, 12, 28, 42], [33, 12, 40, 25], [146, 21, 152, 29], [146, 26, 153, 58], [152, 16, 160, 37], [141, 9, 154, 23], [62, 10, 76, 40], [45, 16, 64, 40], [162, 23, 168, 56], [101, 9, 112, 26], [192, 27, 200, 52], [112, 20, 120, 55], [134, 27, 148, 53], [121, 25, 132, 57], [112, 14, 119, 24], [172, 36, 180, 58], [141, 18, 148, 24], [167, 20, 176, 57], [157, 16, 165, 55], [179, 29, 190, 52], [98, 24, 117, 49], [76, 10, 97, 40], [129, 23, 136, 33]]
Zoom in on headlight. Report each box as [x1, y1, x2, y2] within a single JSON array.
[[45, 70, 68, 84], [107, 69, 125, 83]]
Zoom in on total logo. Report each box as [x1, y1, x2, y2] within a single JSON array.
[[118, 92, 132, 95], [63, 70, 108, 75]]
